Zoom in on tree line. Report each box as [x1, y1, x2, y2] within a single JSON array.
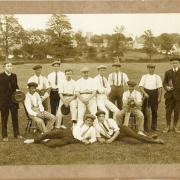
[[0, 14, 180, 63]]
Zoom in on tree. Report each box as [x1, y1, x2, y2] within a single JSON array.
[[142, 30, 157, 60], [46, 14, 74, 59], [0, 15, 24, 60]]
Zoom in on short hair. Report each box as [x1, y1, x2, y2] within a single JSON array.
[[3, 61, 12, 67], [65, 69, 73, 74]]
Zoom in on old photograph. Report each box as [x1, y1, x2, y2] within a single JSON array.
[[0, 13, 180, 167]]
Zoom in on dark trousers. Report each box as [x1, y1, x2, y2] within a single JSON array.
[[119, 126, 161, 144], [1, 105, 20, 138], [165, 97, 180, 127], [34, 129, 79, 148], [109, 86, 124, 117], [143, 89, 158, 130], [50, 91, 60, 115]]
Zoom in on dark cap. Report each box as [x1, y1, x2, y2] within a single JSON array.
[[85, 114, 96, 121], [170, 57, 180, 62], [96, 111, 106, 117], [61, 104, 70, 115], [12, 91, 25, 103], [127, 80, 137, 87], [52, 61, 61, 66], [112, 62, 121, 67], [27, 82, 38, 88], [147, 63, 156, 68], [33, 65, 42, 70]]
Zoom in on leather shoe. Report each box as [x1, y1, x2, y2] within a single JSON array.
[[174, 127, 180, 133], [163, 127, 170, 133], [2, 138, 8, 142], [152, 128, 160, 131]]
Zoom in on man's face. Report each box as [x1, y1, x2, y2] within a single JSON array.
[[82, 71, 89, 78], [4, 63, 13, 73], [128, 86, 135, 91], [29, 86, 36, 94], [53, 64, 60, 72], [98, 68, 106, 76], [171, 60, 179, 69], [97, 114, 105, 123], [147, 67, 155, 74], [34, 68, 42, 76], [113, 66, 120, 72], [65, 71, 73, 79], [84, 118, 94, 126]]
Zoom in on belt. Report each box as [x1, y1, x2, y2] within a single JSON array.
[[80, 92, 92, 94], [62, 93, 74, 96]]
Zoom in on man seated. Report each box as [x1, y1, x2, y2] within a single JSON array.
[[116, 80, 146, 136], [24, 82, 56, 133], [24, 114, 97, 147], [95, 111, 164, 144]]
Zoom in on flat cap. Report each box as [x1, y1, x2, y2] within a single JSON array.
[[127, 80, 137, 87], [112, 62, 121, 67], [80, 66, 90, 72], [33, 65, 42, 70], [170, 57, 180, 61], [147, 63, 156, 68], [85, 114, 96, 120], [52, 61, 61, 66], [27, 82, 38, 88], [96, 111, 106, 116], [97, 65, 107, 70]]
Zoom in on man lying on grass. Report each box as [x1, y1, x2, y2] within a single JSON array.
[[24, 114, 97, 147], [94, 111, 164, 144]]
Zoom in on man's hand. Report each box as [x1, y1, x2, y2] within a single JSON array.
[[166, 86, 174, 91], [82, 139, 90, 145], [37, 112, 44, 119], [106, 138, 113, 144]]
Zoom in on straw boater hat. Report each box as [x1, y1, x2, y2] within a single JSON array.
[[12, 91, 25, 103], [33, 65, 42, 70], [112, 62, 121, 67], [52, 61, 61, 66], [97, 65, 107, 70], [61, 104, 70, 115], [80, 66, 90, 72]]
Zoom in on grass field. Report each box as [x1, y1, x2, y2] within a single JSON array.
[[0, 62, 180, 165]]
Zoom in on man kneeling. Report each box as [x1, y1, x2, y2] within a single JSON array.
[[95, 111, 164, 144], [24, 82, 56, 133], [24, 114, 97, 147]]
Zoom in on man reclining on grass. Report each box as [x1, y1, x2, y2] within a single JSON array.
[[94, 111, 164, 144], [24, 114, 97, 147]]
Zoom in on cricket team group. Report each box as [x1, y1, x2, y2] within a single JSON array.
[[0, 57, 180, 147]]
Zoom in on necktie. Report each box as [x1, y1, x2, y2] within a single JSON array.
[[101, 76, 105, 88], [100, 122, 111, 138], [38, 76, 40, 85], [117, 72, 119, 86], [55, 72, 58, 86], [81, 126, 90, 138]]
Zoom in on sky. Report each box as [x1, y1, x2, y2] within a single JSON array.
[[14, 14, 180, 38]]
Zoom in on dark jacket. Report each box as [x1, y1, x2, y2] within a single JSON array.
[[163, 69, 180, 100], [0, 72, 19, 110]]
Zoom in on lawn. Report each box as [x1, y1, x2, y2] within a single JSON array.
[[0, 62, 180, 165]]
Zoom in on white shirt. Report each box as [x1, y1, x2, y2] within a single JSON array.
[[28, 75, 50, 90], [94, 75, 111, 95], [108, 72, 129, 86], [75, 77, 97, 93], [173, 67, 179, 72], [139, 74, 162, 90], [47, 71, 65, 89], [24, 92, 44, 117], [122, 90, 142, 105], [59, 78, 76, 95], [73, 123, 97, 143], [94, 118, 120, 138]]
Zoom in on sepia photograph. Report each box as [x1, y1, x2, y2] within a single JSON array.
[[0, 12, 180, 178]]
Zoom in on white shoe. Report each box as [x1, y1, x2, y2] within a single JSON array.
[[138, 131, 147, 136], [60, 125, 67, 129], [42, 139, 50, 142], [24, 139, 34, 144]]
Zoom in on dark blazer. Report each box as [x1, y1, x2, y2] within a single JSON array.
[[0, 72, 19, 110], [163, 69, 180, 100]]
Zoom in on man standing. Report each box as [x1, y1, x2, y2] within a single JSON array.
[[0, 62, 22, 142], [75, 66, 97, 124], [108, 63, 129, 111], [56, 69, 77, 127], [24, 82, 56, 133], [47, 61, 65, 116], [163, 57, 180, 133], [116, 81, 146, 136], [94, 65, 119, 119], [28, 65, 50, 111], [24, 114, 97, 147], [139, 64, 162, 131]]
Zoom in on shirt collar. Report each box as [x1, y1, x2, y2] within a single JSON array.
[[4, 71, 11, 76], [173, 67, 179, 72]]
